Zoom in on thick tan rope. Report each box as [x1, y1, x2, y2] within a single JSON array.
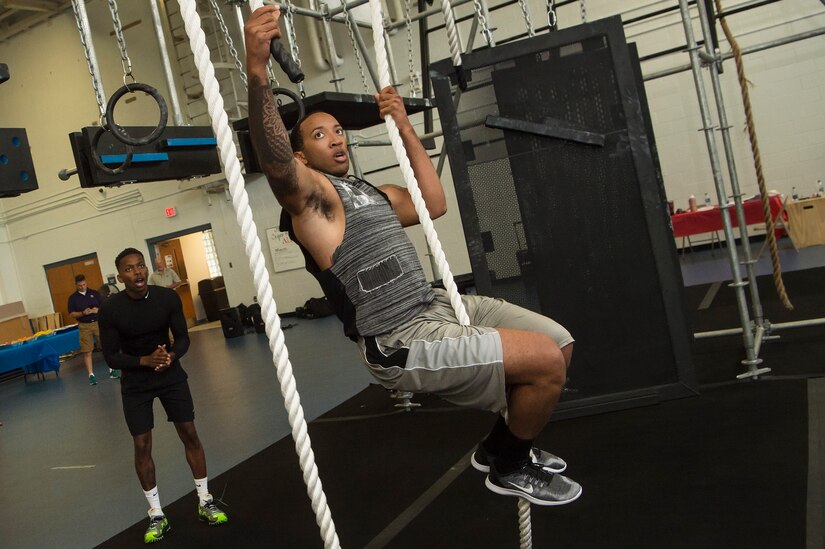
[[714, 0, 793, 310]]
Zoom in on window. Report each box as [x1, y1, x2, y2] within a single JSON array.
[[202, 230, 222, 278]]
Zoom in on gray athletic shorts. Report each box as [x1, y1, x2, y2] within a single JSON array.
[[357, 288, 574, 413]]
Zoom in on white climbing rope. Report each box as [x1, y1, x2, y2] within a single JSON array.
[[438, 0, 464, 69], [366, 1, 532, 547], [177, 1, 339, 547], [518, 498, 532, 548], [367, 0, 469, 327]]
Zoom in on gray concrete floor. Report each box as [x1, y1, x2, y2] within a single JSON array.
[[0, 316, 373, 549]]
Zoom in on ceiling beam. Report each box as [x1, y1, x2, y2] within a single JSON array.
[[0, 1, 70, 42], [0, 0, 62, 13], [0, 9, 18, 23]]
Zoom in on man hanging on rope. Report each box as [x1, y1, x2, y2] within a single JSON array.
[[100, 248, 228, 543], [245, 5, 581, 506]]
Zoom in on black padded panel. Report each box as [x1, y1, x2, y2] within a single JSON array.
[[430, 17, 695, 413], [68, 126, 222, 188], [233, 92, 435, 174], [0, 128, 38, 197], [233, 91, 434, 132]]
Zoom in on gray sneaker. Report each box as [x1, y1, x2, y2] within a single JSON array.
[[485, 461, 582, 506], [471, 445, 567, 474]]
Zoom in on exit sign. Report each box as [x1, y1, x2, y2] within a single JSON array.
[[165, 207, 177, 218]]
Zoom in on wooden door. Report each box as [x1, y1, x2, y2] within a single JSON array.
[[45, 255, 105, 326], [157, 240, 196, 326], [158, 240, 188, 280]]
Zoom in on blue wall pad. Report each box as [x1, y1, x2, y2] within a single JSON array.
[[101, 153, 169, 164], [164, 137, 217, 147]]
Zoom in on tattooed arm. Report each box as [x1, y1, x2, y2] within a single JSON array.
[[244, 6, 317, 215]]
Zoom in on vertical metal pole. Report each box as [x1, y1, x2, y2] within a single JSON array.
[[384, 26, 401, 87], [435, 15, 478, 178], [316, 1, 344, 86], [347, 9, 383, 90], [234, 3, 248, 57], [73, 0, 107, 117], [149, 0, 186, 126], [676, 0, 768, 378], [419, 0, 432, 133], [694, 0, 766, 330], [428, 16, 478, 281], [387, 0, 404, 22]]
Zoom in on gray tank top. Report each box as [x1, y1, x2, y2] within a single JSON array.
[[329, 175, 434, 335], [282, 175, 434, 338]]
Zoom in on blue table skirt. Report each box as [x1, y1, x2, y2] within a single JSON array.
[[0, 326, 80, 376]]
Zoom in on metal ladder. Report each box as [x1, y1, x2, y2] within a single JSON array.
[[165, 0, 247, 124]]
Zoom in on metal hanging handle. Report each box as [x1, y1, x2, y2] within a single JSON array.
[[270, 40, 304, 83], [272, 87, 305, 130], [105, 82, 169, 147], [91, 126, 133, 175]]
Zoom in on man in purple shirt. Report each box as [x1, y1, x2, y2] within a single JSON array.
[[68, 274, 120, 384]]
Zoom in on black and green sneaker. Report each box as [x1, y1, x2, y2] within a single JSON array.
[[144, 514, 170, 544], [198, 497, 228, 526]]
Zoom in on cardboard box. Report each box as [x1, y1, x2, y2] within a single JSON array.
[[31, 313, 62, 333]]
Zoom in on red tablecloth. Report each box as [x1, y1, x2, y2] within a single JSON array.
[[671, 195, 784, 238]]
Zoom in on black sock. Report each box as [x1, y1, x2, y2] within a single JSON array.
[[481, 415, 508, 455], [495, 428, 533, 474]]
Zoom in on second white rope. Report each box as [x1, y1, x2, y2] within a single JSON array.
[[178, 0, 340, 546]]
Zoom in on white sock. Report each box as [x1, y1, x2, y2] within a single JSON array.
[[144, 486, 162, 516], [194, 477, 210, 505]]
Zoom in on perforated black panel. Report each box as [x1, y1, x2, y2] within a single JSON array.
[[430, 17, 695, 413]]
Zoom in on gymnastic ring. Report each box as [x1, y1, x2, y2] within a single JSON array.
[[272, 87, 305, 131], [91, 126, 133, 176], [104, 82, 169, 147]]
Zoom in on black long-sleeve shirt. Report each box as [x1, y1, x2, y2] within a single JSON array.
[[99, 286, 190, 392]]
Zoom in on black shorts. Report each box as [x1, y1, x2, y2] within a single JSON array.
[[122, 380, 195, 436]]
